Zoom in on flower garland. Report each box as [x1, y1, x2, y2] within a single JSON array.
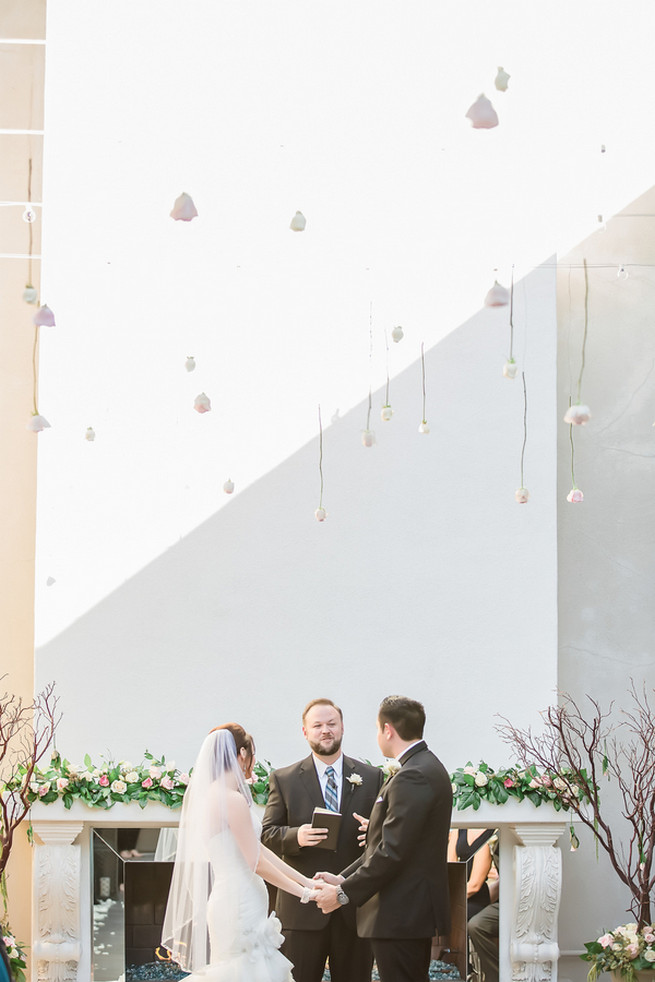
[[6, 753, 591, 817], [1, 926, 27, 982]]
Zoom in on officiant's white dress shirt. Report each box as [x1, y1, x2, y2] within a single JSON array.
[[313, 753, 344, 807], [396, 740, 423, 762]]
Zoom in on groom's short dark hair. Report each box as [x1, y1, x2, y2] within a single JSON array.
[[302, 698, 343, 723], [378, 696, 425, 741]]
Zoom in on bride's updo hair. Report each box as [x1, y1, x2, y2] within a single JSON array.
[[210, 723, 255, 771]]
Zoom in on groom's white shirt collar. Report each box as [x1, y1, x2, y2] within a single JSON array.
[[396, 740, 423, 762]]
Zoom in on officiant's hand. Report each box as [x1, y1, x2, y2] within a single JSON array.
[[313, 881, 341, 914], [353, 811, 369, 847], [297, 824, 329, 847], [313, 871, 344, 885]]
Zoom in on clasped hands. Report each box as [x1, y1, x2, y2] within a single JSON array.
[[311, 871, 344, 913]]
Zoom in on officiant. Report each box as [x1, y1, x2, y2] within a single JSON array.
[[261, 698, 383, 982]]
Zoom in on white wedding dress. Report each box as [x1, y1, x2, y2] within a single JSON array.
[[183, 811, 294, 982]]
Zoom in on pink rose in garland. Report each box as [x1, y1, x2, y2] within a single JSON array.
[[141, 777, 153, 789], [99, 775, 109, 787]]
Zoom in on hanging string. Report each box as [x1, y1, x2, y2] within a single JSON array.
[[366, 389, 372, 431], [384, 330, 390, 407], [576, 258, 590, 404], [569, 398, 577, 489], [27, 157, 33, 287], [508, 265, 515, 362], [520, 372, 528, 489], [420, 342, 427, 422], [317, 405, 324, 509]]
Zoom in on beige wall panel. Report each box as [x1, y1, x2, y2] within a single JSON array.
[[0, 134, 43, 200], [0, 206, 42, 254], [0, 0, 46, 39], [0, 43, 44, 129]]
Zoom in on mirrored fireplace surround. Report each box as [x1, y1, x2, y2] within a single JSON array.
[[30, 799, 574, 982]]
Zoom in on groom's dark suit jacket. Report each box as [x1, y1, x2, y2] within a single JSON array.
[[261, 754, 383, 930], [340, 741, 452, 939]]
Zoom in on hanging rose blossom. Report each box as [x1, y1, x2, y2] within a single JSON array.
[[418, 421, 430, 434], [23, 285, 38, 304], [381, 405, 393, 421], [567, 488, 584, 503], [26, 414, 51, 432], [362, 429, 376, 447], [223, 479, 234, 494], [465, 94, 499, 129], [194, 392, 211, 414], [289, 210, 306, 231], [315, 507, 327, 522], [503, 359, 518, 379], [185, 356, 196, 372], [391, 325, 404, 342], [494, 67, 510, 92], [170, 192, 198, 221], [563, 404, 591, 425], [515, 488, 529, 504], [85, 427, 96, 442], [484, 281, 510, 306], [33, 304, 55, 327]]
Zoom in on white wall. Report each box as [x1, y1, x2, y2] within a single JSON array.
[[36, 263, 558, 772], [556, 187, 655, 981]]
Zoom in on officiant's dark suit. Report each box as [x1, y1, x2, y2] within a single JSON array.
[[338, 711, 452, 982], [261, 713, 383, 982]]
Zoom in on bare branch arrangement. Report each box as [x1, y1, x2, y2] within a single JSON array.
[[497, 682, 655, 929], [0, 678, 60, 882]]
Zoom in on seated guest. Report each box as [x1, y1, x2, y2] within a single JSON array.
[[468, 837, 499, 982], [447, 828, 495, 920]]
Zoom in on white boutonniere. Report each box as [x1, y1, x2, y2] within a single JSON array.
[[346, 773, 363, 786], [382, 760, 401, 781]]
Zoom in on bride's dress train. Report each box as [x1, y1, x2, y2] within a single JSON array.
[[182, 814, 294, 982]]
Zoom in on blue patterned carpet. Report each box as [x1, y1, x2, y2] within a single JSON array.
[[127, 959, 462, 980]]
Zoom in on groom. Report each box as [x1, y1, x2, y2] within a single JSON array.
[[261, 698, 383, 982], [313, 695, 452, 982]]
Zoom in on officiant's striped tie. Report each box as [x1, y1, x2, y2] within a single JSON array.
[[325, 766, 339, 811]]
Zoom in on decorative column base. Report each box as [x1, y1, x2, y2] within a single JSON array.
[[510, 823, 567, 982], [31, 822, 83, 982]]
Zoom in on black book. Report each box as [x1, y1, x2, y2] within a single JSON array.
[[312, 806, 342, 851]]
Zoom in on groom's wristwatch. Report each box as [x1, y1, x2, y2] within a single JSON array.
[[336, 886, 350, 906]]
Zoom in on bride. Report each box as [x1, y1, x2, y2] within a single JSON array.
[[162, 723, 317, 981]]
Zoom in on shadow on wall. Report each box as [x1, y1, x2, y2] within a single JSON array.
[[37, 262, 558, 771]]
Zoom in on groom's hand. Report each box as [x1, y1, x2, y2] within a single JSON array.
[[313, 882, 341, 914], [313, 871, 344, 885], [297, 824, 329, 847]]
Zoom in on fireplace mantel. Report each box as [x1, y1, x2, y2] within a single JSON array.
[[29, 798, 576, 982]]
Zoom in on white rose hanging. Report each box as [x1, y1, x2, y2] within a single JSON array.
[[418, 421, 430, 434], [85, 427, 96, 442], [391, 325, 404, 342], [194, 393, 211, 414], [362, 429, 376, 447], [494, 67, 510, 92], [170, 192, 198, 222], [290, 210, 306, 231], [567, 488, 584, 503], [515, 488, 529, 504], [23, 285, 38, 304], [315, 507, 327, 522], [26, 413, 51, 432], [223, 479, 234, 494], [185, 356, 196, 372], [503, 359, 518, 379], [381, 405, 393, 421]]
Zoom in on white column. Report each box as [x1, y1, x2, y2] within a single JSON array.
[[508, 823, 568, 982], [31, 822, 84, 982]]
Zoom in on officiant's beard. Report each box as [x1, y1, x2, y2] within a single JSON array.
[[308, 735, 343, 758]]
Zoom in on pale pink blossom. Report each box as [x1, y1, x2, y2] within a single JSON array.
[[597, 934, 613, 947], [466, 94, 499, 129], [529, 778, 541, 789], [194, 393, 211, 414], [315, 507, 327, 522], [504, 778, 515, 788], [484, 280, 509, 307], [362, 429, 376, 447], [170, 192, 198, 221], [38, 783, 50, 797], [160, 776, 175, 791], [33, 304, 55, 327], [142, 777, 153, 789], [563, 404, 591, 425], [56, 778, 69, 791], [223, 479, 235, 494], [515, 488, 529, 504], [99, 775, 110, 787], [567, 488, 584, 503], [179, 772, 190, 785], [149, 766, 163, 779]]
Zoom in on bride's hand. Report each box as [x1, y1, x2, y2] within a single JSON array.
[[313, 871, 343, 886], [300, 886, 318, 904]]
